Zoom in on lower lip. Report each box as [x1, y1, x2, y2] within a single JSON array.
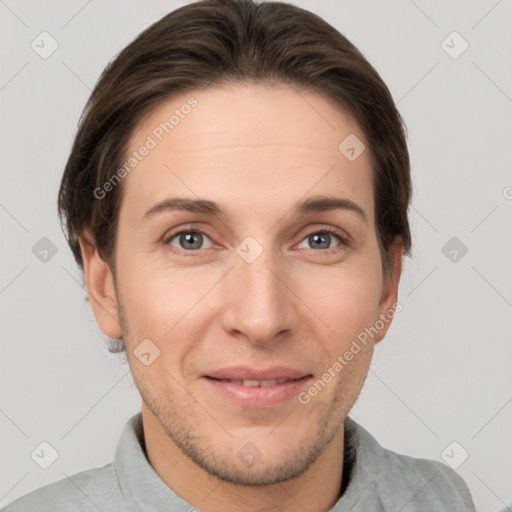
[[202, 376, 312, 408]]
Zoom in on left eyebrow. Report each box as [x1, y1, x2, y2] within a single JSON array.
[[291, 195, 368, 224]]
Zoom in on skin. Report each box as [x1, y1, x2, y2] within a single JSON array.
[[79, 82, 403, 512]]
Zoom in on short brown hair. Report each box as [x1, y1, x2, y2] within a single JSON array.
[[58, 0, 412, 285]]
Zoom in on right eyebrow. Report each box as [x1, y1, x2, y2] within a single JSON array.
[[142, 197, 227, 222]]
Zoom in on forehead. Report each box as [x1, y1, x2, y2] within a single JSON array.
[[121, 83, 374, 222]]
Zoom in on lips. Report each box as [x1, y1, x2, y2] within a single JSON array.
[[204, 366, 309, 382], [202, 366, 312, 408], [209, 378, 291, 387]]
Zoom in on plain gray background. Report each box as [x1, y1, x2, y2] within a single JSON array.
[[1, 0, 511, 510]]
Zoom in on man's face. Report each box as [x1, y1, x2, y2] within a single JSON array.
[[84, 83, 401, 485]]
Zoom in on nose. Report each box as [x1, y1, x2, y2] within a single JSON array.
[[219, 243, 297, 347]]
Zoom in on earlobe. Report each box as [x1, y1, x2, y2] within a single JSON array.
[[78, 232, 122, 339], [374, 238, 404, 344]]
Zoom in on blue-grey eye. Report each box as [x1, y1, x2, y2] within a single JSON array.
[[298, 232, 342, 250], [168, 231, 213, 251]]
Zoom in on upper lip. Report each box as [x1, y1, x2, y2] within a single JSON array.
[[204, 366, 311, 381]]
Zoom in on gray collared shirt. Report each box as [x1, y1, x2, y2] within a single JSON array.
[[2, 412, 476, 511]]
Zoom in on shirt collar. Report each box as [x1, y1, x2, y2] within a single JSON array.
[[115, 413, 194, 512], [330, 416, 385, 511]]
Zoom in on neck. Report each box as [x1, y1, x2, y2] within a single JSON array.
[[141, 404, 345, 512]]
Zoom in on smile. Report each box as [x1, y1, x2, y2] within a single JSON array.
[[202, 375, 312, 408]]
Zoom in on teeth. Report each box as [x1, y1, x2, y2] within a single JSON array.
[[243, 379, 264, 387], [219, 378, 291, 386], [257, 379, 278, 387]]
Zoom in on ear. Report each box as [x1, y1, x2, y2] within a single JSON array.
[[373, 237, 404, 344], [78, 231, 122, 339]]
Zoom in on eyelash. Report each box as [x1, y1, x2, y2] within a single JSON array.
[[163, 224, 350, 255]]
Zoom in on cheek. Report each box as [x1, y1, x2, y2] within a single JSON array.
[[293, 262, 383, 340], [116, 253, 223, 341]]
